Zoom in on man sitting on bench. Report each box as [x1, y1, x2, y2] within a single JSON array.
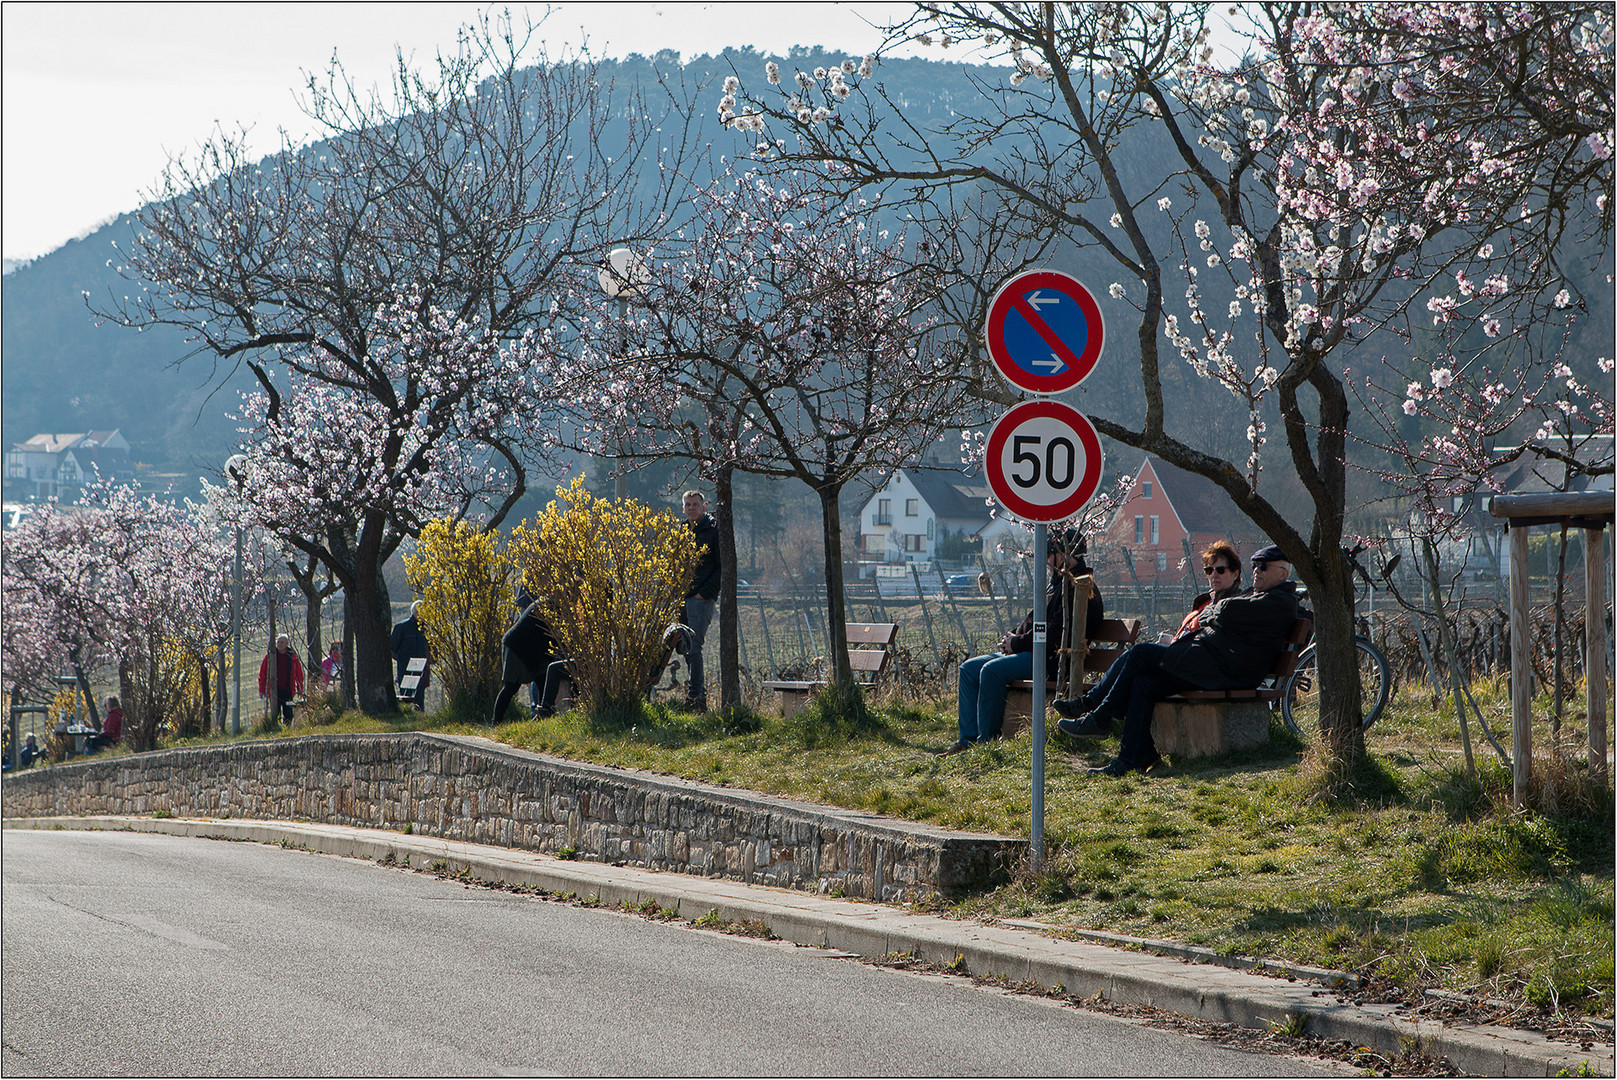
[[1055, 543, 1299, 777]]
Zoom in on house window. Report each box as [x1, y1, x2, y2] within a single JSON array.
[[876, 499, 892, 526], [1150, 516, 1159, 545], [1156, 551, 1168, 571], [904, 534, 925, 552], [905, 498, 918, 516], [926, 518, 934, 539], [1133, 516, 1144, 544], [1142, 481, 1153, 498]]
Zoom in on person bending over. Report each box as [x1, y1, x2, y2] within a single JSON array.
[[1059, 544, 1299, 777], [493, 601, 560, 724]]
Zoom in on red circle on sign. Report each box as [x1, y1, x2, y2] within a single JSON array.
[[984, 270, 1105, 395], [985, 400, 1104, 523]]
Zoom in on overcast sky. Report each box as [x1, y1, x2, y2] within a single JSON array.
[[2, 2, 928, 263]]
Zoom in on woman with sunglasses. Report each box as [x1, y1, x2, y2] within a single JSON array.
[[1053, 541, 1243, 737]]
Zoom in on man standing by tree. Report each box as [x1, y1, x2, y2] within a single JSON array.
[[680, 491, 721, 712]]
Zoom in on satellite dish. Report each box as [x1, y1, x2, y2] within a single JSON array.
[[597, 247, 650, 299]]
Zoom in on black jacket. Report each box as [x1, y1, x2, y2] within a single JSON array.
[[390, 616, 430, 674], [1161, 580, 1300, 690], [501, 606, 558, 685], [686, 513, 721, 601], [1003, 583, 1105, 669]]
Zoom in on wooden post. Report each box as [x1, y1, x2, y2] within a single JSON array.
[[1509, 524, 1533, 806], [1586, 527, 1609, 779]]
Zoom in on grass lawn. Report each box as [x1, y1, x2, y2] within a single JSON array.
[[176, 676, 1614, 1020]]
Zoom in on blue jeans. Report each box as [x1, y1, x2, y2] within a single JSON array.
[[681, 594, 716, 704], [957, 651, 1035, 743]]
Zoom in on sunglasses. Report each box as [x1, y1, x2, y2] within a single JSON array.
[[1202, 565, 1232, 575], [1252, 560, 1271, 570]]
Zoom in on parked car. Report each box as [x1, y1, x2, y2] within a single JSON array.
[[945, 573, 979, 596]]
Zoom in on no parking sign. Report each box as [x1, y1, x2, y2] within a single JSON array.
[[984, 269, 1105, 396]]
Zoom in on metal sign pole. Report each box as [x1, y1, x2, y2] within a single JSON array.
[[1031, 523, 1047, 872]]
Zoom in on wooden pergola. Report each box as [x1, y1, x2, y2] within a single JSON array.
[[1488, 490, 1614, 805]]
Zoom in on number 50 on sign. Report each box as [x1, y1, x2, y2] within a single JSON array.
[[984, 399, 1104, 523]]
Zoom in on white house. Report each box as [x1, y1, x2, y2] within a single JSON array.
[[856, 468, 1029, 567], [5, 430, 133, 498]]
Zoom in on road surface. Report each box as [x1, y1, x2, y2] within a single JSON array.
[[3, 829, 1341, 1076]]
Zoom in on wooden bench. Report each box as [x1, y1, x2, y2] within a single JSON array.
[[1149, 617, 1313, 758], [763, 622, 899, 719]]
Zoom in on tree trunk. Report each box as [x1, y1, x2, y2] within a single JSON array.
[[817, 481, 855, 692], [1300, 558, 1367, 775], [303, 583, 325, 683], [196, 648, 213, 738], [341, 599, 357, 711], [714, 462, 743, 711], [350, 557, 397, 714], [330, 522, 398, 715]]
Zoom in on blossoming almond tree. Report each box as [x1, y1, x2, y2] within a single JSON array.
[[213, 297, 544, 713], [722, 4, 1612, 775], [557, 166, 980, 701], [93, 14, 665, 714], [2, 484, 245, 749]]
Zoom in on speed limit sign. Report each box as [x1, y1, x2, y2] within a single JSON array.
[[984, 399, 1104, 522]]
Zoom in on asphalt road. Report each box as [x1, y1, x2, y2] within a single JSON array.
[[2, 830, 1342, 1076]]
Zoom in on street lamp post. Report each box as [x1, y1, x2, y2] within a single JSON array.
[[225, 454, 248, 736], [598, 247, 649, 501]]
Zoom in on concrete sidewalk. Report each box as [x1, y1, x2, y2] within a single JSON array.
[[7, 815, 1610, 1077]]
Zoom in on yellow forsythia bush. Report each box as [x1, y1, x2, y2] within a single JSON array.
[[506, 477, 700, 721], [404, 517, 513, 714]]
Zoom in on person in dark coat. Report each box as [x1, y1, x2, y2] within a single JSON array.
[[1066, 543, 1300, 777], [679, 490, 721, 710], [940, 529, 1104, 756], [390, 603, 431, 710], [493, 601, 560, 724], [1054, 540, 1243, 738]]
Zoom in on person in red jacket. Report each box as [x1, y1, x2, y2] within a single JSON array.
[[85, 696, 123, 752], [258, 635, 306, 727]]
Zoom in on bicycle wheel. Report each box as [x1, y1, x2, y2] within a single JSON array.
[[1281, 638, 1392, 737]]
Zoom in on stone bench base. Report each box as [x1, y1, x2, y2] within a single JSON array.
[[999, 695, 1271, 760], [762, 681, 821, 720], [1150, 699, 1271, 758], [1000, 685, 1056, 738]]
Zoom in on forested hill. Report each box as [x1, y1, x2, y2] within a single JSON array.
[[1, 47, 1009, 478], [3, 44, 1607, 494]]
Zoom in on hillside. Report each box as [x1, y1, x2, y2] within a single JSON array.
[[3, 46, 1607, 512]]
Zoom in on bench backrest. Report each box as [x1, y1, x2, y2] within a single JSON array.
[[845, 623, 900, 648], [1268, 618, 1314, 683], [1082, 618, 1142, 674], [845, 622, 899, 681]]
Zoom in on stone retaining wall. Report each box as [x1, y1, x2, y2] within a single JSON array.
[[0, 733, 1021, 901]]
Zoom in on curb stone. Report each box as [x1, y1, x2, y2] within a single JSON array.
[[7, 815, 1611, 1078]]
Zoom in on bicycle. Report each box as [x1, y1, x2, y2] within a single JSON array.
[[1280, 545, 1393, 738]]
